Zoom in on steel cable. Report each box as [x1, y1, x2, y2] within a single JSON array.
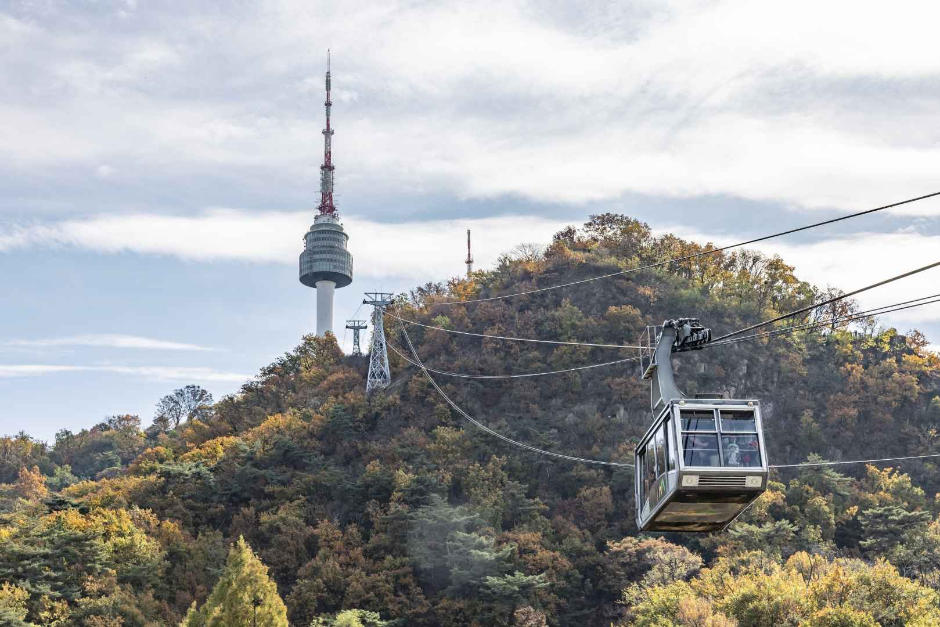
[[395, 313, 632, 467], [386, 340, 639, 379], [393, 308, 940, 473], [772, 453, 940, 469], [702, 295, 940, 350], [386, 309, 642, 349], [711, 260, 940, 343], [387, 294, 940, 377], [432, 191, 940, 306]]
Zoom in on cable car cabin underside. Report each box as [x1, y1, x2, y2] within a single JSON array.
[[635, 399, 768, 532], [635, 319, 769, 532]]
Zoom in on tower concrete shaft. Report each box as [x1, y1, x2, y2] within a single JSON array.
[[345, 319, 367, 356], [364, 292, 393, 393], [316, 280, 335, 336], [299, 51, 353, 337]]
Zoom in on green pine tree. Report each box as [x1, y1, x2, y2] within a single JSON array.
[[310, 609, 393, 627], [181, 536, 288, 627], [446, 530, 514, 595], [858, 505, 931, 555], [482, 571, 550, 605]]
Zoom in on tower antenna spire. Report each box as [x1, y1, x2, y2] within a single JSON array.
[[318, 48, 335, 216]]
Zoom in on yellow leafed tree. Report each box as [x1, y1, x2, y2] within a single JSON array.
[[181, 536, 288, 627]]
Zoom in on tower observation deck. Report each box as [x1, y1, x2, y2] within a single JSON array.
[[299, 50, 353, 337]]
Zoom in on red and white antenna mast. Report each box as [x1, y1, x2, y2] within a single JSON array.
[[318, 49, 336, 216]]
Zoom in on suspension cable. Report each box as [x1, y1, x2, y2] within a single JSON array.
[[702, 294, 940, 350], [397, 317, 940, 472], [714, 298, 940, 347], [772, 453, 940, 469], [395, 314, 631, 467], [388, 294, 940, 377], [711, 260, 940, 343], [394, 305, 940, 472], [727, 452, 940, 530], [432, 191, 940, 306], [386, 337, 639, 379], [391, 292, 939, 380], [392, 286, 940, 355], [386, 309, 641, 349]]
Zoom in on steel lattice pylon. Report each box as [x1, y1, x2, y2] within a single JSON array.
[[345, 319, 368, 356], [364, 292, 393, 393]]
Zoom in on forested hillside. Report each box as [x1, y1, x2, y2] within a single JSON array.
[[3, 214, 940, 626]]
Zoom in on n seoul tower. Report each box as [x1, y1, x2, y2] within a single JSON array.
[[299, 51, 353, 336]]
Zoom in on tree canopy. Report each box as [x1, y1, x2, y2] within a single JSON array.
[[2, 214, 940, 625], [181, 536, 288, 627]]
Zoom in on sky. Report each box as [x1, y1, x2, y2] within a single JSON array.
[[2, 0, 939, 442]]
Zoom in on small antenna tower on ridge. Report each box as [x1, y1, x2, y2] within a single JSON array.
[[465, 229, 473, 277], [345, 319, 367, 356], [363, 292, 394, 393]]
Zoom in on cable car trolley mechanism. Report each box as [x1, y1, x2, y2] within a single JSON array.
[[635, 319, 768, 532]]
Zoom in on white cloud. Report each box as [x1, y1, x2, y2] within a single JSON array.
[[4, 209, 936, 311], [95, 164, 116, 178], [0, 14, 35, 47], [4, 334, 215, 351], [3, 209, 938, 325], [3, 1, 940, 213], [0, 364, 249, 382], [0, 210, 570, 280], [0, 365, 83, 376], [52, 39, 181, 96]]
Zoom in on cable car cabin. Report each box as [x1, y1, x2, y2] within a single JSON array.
[[634, 398, 768, 532], [634, 319, 769, 532]]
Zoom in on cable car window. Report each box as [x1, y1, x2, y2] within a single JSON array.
[[680, 410, 716, 431], [682, 433, 721, 466], [665, 418, 676, 472], [654, 427, 667, 479], [717, 408, 761, 467], [636, 451, 646, 508], [721, 435, 762, 467], [680, 409, 719, 467], [719, 409, 757, 432], [644, 440, 656, 506]]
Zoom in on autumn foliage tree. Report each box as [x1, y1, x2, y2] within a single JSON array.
[[155, 385, 214, 430], [181, 536, 288, 627], [2, 215, 940, 626]]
